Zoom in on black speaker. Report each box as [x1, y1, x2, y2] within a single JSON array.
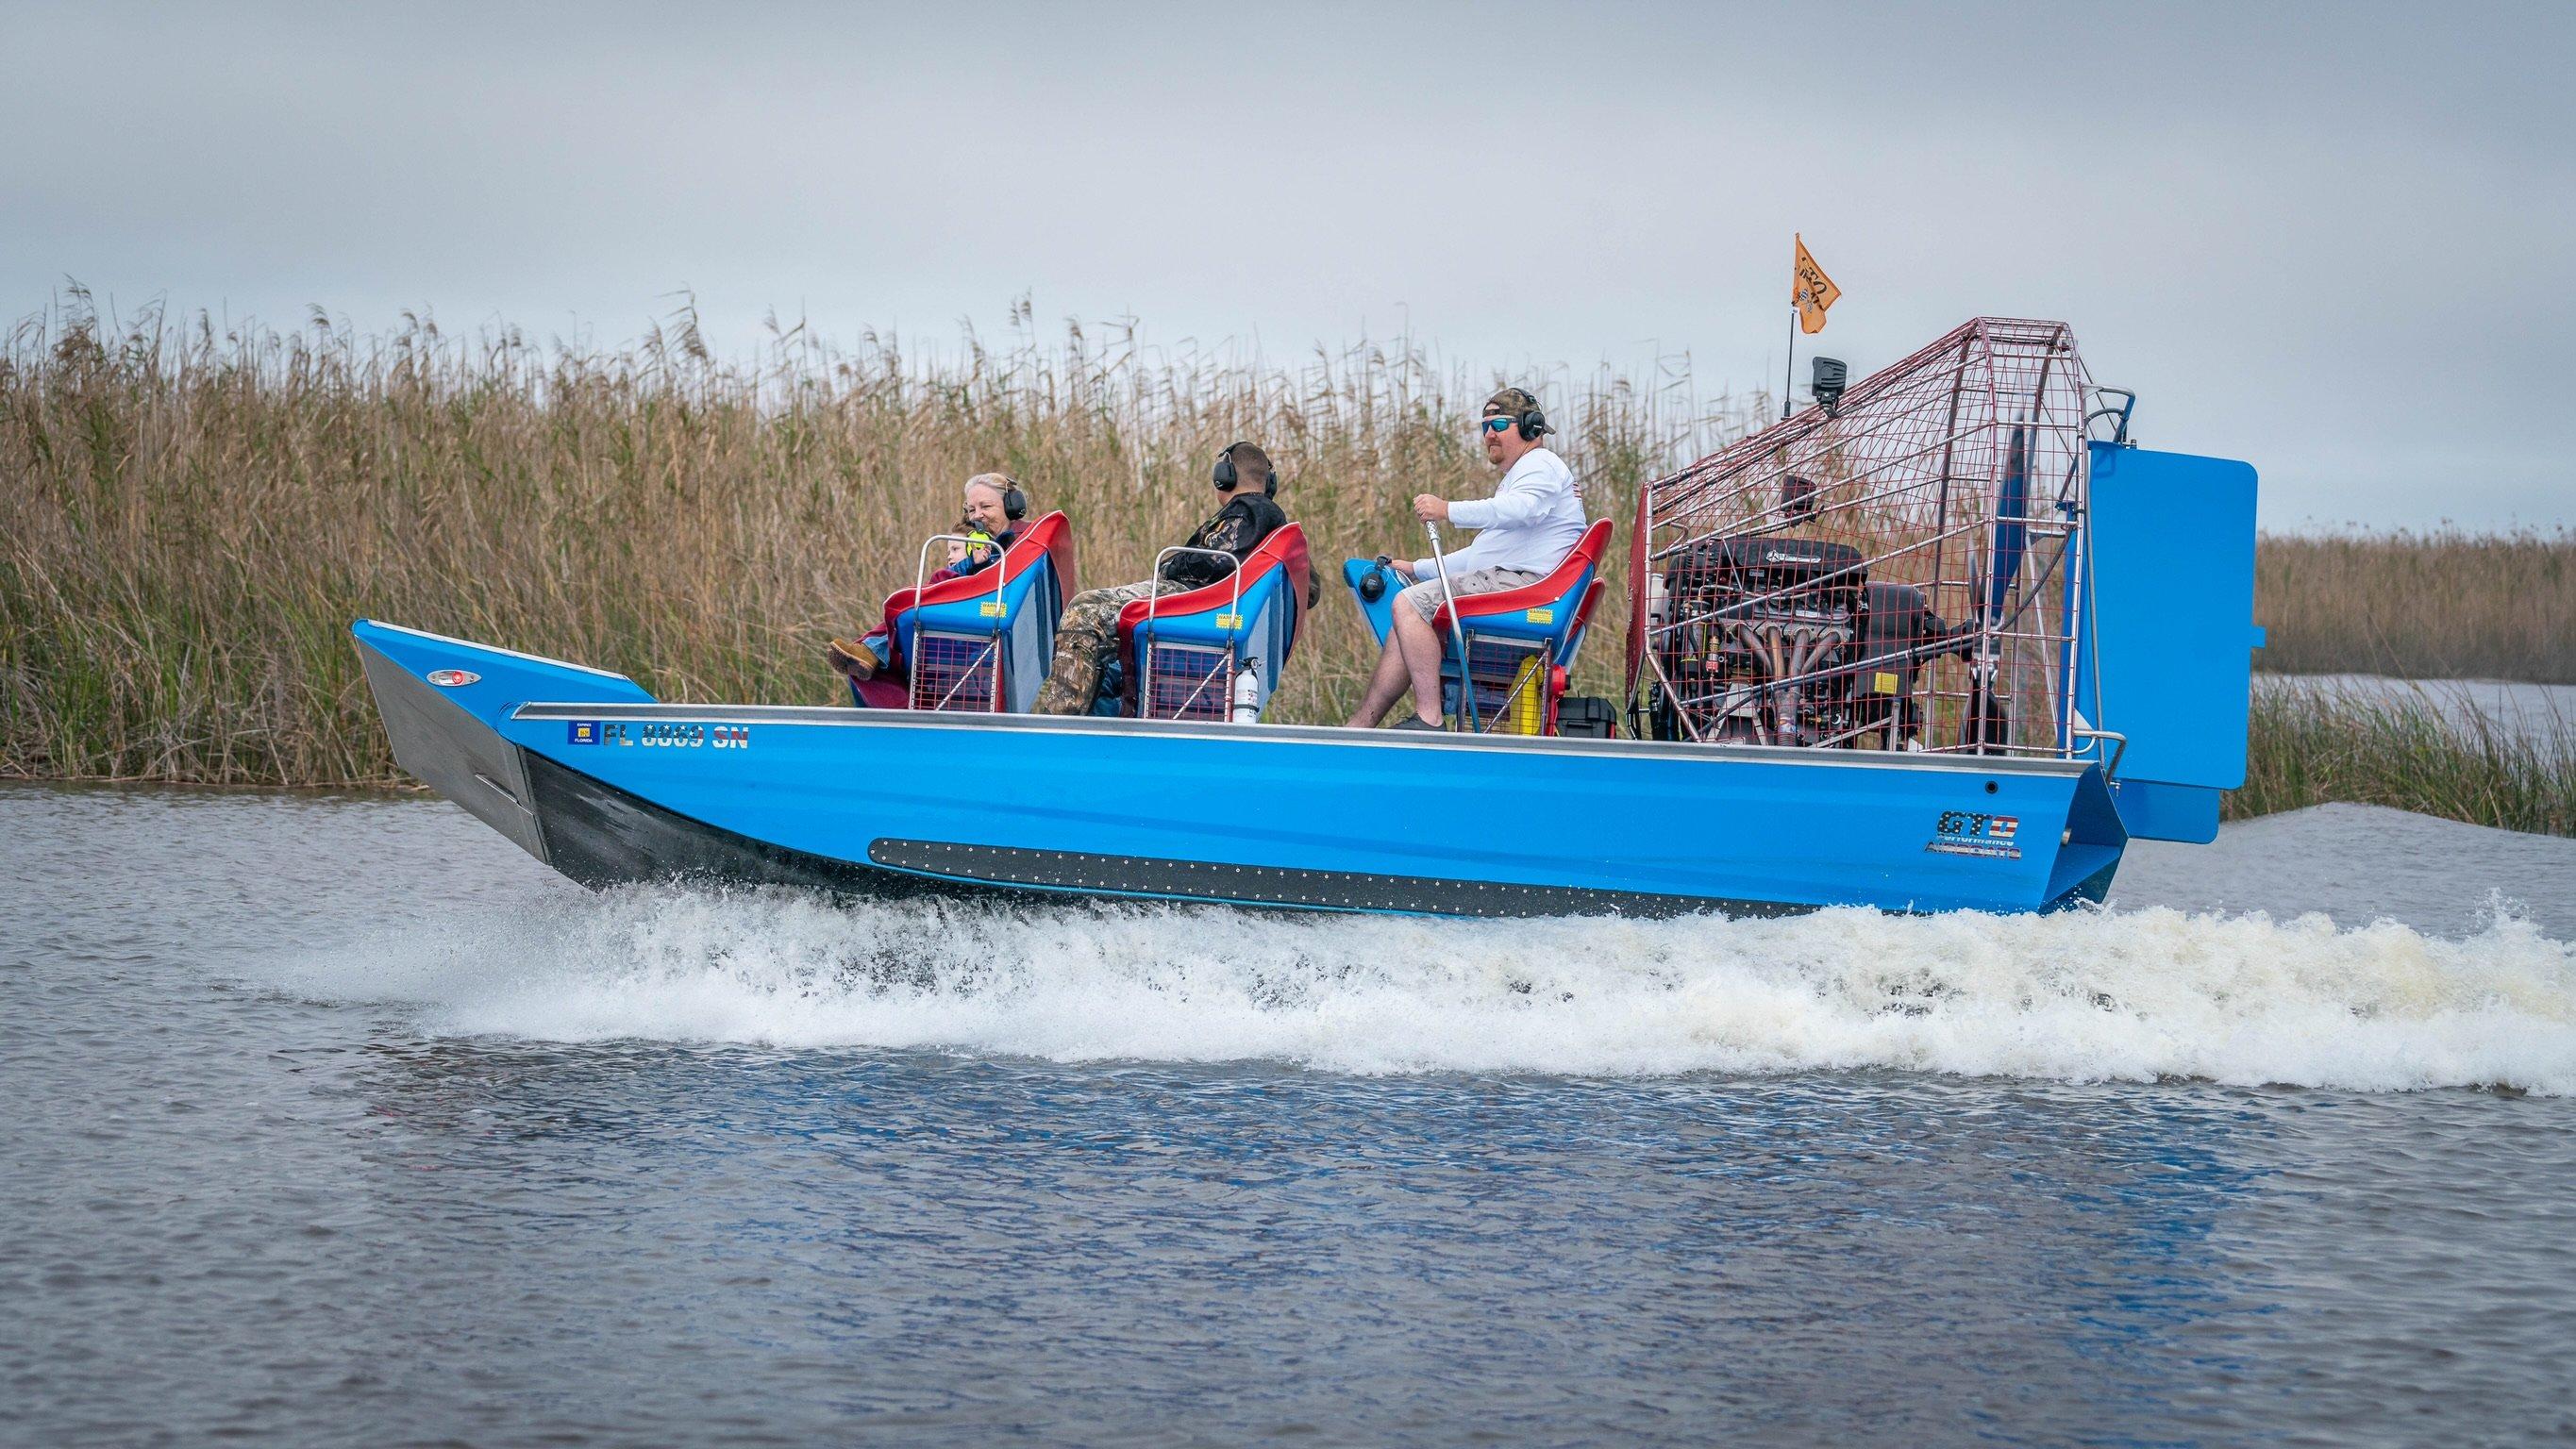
[[1358, 558, 1394, 602]]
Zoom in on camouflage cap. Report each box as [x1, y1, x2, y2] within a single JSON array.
[[1481, 386, 1553, 432]]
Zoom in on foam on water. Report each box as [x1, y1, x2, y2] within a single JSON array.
[[274, 889, 2576, 1094]]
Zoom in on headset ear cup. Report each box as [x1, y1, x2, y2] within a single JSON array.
[[1005, 481, 1028, 520], [1214, 441, 1249, 491], [1521, 409, 1547, 441]]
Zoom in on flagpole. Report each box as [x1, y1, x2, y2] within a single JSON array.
[[1782, 299, 1798, 422], [1783, 233, 1800, 421]]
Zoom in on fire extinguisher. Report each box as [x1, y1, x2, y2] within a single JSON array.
[[1231, 658, 1263, 724]]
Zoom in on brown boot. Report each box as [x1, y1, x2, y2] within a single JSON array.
[[826, 638, 878, 681]]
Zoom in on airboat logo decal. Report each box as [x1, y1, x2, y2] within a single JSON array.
[[425, 669, 479, 687], [1925, 810, 2022, 860], [567, 720, 750, 749]]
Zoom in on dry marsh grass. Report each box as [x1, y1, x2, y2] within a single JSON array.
[[2256, 529, 2576, 684], [0, 294, 1755, 785], [7, 295, 2568, 838]]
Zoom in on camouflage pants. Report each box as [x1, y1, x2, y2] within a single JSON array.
[[1032, 578, 1173, 715]]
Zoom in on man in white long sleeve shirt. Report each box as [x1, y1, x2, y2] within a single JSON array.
[[1347, 387, 1588, 729]]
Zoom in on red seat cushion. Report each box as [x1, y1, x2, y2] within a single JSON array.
[[1115, 524, 1313, 637], [1430, 518, 1614, 629], [882, 511, 1078, 622]]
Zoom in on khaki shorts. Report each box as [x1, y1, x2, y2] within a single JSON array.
[[1399, 567, 1543, 622]]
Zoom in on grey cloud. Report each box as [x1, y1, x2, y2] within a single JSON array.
[[3, 0, 2567, 526]]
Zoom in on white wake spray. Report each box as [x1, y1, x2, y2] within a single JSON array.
[[284, 890, 2576, 1093]]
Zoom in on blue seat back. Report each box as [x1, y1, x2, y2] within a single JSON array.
[[891, 511, 1075, 712], [1118, 525, 1312, 721]]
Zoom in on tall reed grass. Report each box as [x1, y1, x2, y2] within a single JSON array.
[[8, 294, 2569, 838], [2233, 681, 2574, 837], [0, 291, 1759, 785], [2256, 528, 2576, 684]]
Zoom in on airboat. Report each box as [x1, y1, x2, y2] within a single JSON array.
[[353, 317, 2261, 918]]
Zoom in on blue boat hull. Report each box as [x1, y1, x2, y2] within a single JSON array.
[[355, 620, 2127, 917]]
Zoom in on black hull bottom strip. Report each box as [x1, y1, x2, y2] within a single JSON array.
[[862, 840, 1797, 920], [521, 750, 1783, 919]]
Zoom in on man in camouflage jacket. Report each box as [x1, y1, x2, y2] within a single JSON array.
[[1032, 441, 1294, 716]]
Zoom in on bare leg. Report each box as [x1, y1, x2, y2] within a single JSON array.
[[1391, 607, 1447, 726], [1345, 631, 1416, 727]]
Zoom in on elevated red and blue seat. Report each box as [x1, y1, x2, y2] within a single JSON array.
[[1112, 524, 1313, 721], [854, 511, 1078, 712], [1429, 518, 1613, 733], [1337, 519, 1613, 735]]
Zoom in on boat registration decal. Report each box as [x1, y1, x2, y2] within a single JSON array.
[[1924, 810, 2021, 860], [565, 721, 751, 749], [1525, 608, 1554, 625]]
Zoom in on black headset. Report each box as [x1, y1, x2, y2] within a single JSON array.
[[1485, 400, 1550, 441], [1212, 441, 1280, 497], [989, 475, 1029, 521]]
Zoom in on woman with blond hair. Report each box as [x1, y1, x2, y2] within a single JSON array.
[[828, 472, 1029, 687]]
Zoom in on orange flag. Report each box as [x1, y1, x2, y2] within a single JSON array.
[[1793, 233, 1840, 335]]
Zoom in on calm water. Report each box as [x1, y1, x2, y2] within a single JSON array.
[[5, 784, 2574, 1447]]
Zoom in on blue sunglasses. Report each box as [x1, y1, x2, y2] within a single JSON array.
[[1480, 416, 1516, 434]]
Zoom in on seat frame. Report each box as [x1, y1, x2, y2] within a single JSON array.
[[855, 511, 1077, 712], [1426, 519, 1614, 735], [1115, 524, 1313, 723]]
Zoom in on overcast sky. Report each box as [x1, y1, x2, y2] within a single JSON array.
[[6, 0, 2568, 529]]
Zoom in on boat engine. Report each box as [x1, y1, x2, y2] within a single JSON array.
[[1846, 582, 1972, 749], [1659, 535, 1867, 746], [1629, 318, 2096, 758]]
